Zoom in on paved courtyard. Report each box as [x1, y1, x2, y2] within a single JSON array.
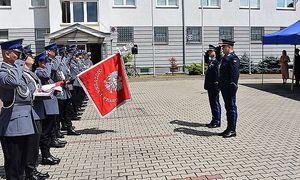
[[1, 77, 300, 180]]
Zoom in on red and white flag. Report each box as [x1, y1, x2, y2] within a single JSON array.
[[78, 53, 131, 118]]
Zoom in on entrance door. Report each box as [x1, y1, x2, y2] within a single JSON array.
[[87, 44, 102, 64]]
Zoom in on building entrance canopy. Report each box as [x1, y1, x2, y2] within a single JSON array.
[[47, 23, 110, 45]]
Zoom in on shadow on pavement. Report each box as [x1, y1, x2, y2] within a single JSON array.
[[241, 83, 300, 101], [76, 128, 115, 135], [170, 120, 207, 127], [0, 166, 5, 179], [174, 127, 219, 137]]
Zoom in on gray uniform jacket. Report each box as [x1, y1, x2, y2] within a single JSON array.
[[24, 69, 46, 121], [0, 60, 36, 137], [35, 63, 59, 115], [70, 59, 84, 87], [56, 57, 72, 100]]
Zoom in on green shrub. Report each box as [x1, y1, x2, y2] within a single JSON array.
[[239, 53, 259, 74], [185, 63, 205, 75], [257, 56, 280, 74], [122, 52, 133, 64]]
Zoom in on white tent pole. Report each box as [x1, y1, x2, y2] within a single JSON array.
[[261, 44, 264, 85], [291, 45, 296, 91]]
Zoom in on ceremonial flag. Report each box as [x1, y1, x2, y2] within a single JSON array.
[[78, 53, 131, 118]]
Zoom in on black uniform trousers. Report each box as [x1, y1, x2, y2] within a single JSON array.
[[25, 120, 42, 176], [207, 90, 221, 126], [40, 115, 56, 158], [221, 89, 238, 131], [58, 99, 73, 129], [1, 135, 31, 180]]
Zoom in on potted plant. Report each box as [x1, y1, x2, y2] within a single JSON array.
[[169, 57, 178, 75]]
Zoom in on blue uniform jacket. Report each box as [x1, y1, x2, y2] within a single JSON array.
[[0, 60, 36, 137], [24, 69, 46, 121], [219, 52, 240, 92], [35, 63, 59, 115], [204, 58, 220, 91]]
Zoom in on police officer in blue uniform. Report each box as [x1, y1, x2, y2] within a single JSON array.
[[35, 52, 62, 165], [218, 39, 240, 138], [205, 45, 221, 128], [23, 45, 50, 179], [0, 39, 37, 179], [43, 43, 67, 147], [57, 47, 81, 136]]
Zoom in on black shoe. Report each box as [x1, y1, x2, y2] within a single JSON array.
[[72, 117, 81, 121], [41, 157, 60, 165], [218, 129, 229, 136], [33, 169, 50, 179], [49, 155, 61, 162], [25, 174, 44, 180], [56, 131, 64, 138], [206, 122, 220, 128], [222, 130, 236, 138], [50, 140, 65, 148], [56, 138, 67, 144], [61, 125, 67, 131], [61, 125, 75, 131], [67, 129, 81, 136], [77, 108, 84, 112]]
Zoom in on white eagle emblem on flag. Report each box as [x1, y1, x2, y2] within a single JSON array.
[[104, 71, 123, 94]]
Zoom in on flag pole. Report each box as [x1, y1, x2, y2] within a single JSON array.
[[151, 0, 156, 77], [201, 0, 204, 75], [248, 0, 252, 75]]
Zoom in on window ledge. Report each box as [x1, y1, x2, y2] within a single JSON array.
[[276, 7, 295, 11], [29, 6, 47, 9], [239, 7, 260, 10], [187, 42, 202, 45], [251, 41, 262, 44], [112, 5, 136, 8], [0, 6, 12, 9], [156, 6, 179, 9], [198, 6, 220, 9], [0, 39, 9, 42], [154, 43, 169, 45], [61, 22, 99, 25]]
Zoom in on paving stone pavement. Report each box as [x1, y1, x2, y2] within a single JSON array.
[[1, 78, 300, 180]]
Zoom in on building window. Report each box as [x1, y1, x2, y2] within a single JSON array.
[[277, 0, 295, 9], [157, 0, 178, 7], [240, 0, 259, 8], [186, 27, 202, 43], [87, 2, 97, 22], [0, 30, 8, 41], [31, 0, 46, 7], [114, 0, 135, 6], [280, 27, 287, 30], [154, 27, 168, 44], [73, 2, 84, 22], [251, 27, 264, 41], [200, 0, 220, 7], [62, 1, 71, 23], [219, 27, 234, 41], [61, 1, 98, 23], [35, 28, 50, 41], [0, 0, 10, 6], [117, 27, 134, 44]]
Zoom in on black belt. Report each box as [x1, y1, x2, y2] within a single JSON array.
[[3, 101, 33, 107]]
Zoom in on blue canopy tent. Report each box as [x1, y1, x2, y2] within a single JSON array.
[[262, 20, 300, 90]]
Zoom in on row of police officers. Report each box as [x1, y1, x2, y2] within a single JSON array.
[[0, 39, 92, 180], [204, 39, 240, 138]]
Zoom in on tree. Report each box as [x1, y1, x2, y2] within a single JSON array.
[[239, 53, 258, 74]]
